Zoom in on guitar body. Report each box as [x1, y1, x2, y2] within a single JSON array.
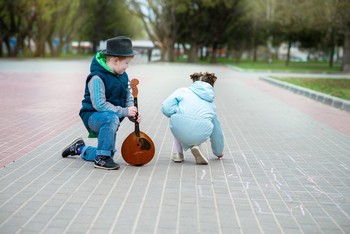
[[121, 131, 155, 166], [121, 79, 155, 166]]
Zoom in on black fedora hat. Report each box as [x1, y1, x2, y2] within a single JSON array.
[[103, 36, 138, 56]]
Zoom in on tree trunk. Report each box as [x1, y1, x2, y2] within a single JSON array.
[[169, 3, 177, 62], [342, 29, 350, 72], [166, 38, 175, 62], [47, 39, 55, 57], [267, 36, 273, 63], [210, 42, 218, 64], [188, 44, 197, 63], [200, 47, 204, 61], [168, 46, 175, 62], [329, 27, 335, 68], [161, 44, 168, 61], [5, 38, 13, 57], [92, 41, 98, 54], [285, 40, 291, 66], [253, 38, 257, 62], [0, 38, 10, 57], [235, 49, 243, 64], [0, 37, 3, 57], [34, 38, 45, 57], [329, 45, 334, 68]]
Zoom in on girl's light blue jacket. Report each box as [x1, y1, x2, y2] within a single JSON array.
[[161, 81, 224, 156]]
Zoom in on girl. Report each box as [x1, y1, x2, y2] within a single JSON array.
[[161, 72, 224, 164]]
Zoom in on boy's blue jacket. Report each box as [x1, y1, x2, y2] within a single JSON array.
[[79, 52, 129, 133], [161, 81, 224, 156]]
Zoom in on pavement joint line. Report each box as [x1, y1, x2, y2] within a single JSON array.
[[0, 153, 81, 229], [153, 147, 174, 233], [224, 112, 286, 233], [0, 125, 83, 182], [109, 168, 141, 233], [130, 127, 170, 234], [1, 61, 349, 233], [19, 161, 91, 232], [63, 171, 109, 233], [259, 75, 350, 113]]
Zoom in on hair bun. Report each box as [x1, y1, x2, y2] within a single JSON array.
[[190, 72, 217, 86]]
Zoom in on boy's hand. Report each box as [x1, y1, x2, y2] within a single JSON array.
[[128, 106, 142, 123], [128, 106, 138, 117], [136, 114, 142, 123]]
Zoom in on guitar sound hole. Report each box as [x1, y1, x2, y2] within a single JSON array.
[[139, 138, 151, 150]]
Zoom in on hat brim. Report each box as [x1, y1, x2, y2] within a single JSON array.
[[102, 50, 138, 56]]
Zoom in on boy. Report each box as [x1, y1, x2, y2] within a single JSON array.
[[161, 72, 224, 165], [62, 36, 140, 170]]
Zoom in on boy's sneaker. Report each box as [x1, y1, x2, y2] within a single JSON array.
[[62, 138, 85, 157], [94, 156, 120, 170], [191, 146, 208, 165], [171, 153, 184, 163]]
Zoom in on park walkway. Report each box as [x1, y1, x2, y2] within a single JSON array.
[[0, 58, 349, 233]]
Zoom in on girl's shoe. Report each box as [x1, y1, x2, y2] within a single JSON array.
[[171, 153, 184, 163], [216, 154, 224, 159], [191, 146, 208, 165]]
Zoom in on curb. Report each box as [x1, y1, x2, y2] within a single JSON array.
[[259, 76, 350, 113]]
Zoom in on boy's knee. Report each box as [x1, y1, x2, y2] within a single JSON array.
[[105, 113, 120, 129]]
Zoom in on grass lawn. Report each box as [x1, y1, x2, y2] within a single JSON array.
[[274, 77, 350, 101], [231, 59, 350, 101], [218, 58, 349, 100], [177, 57, 343, 73], [234, 62, 341, 73], [176, 57, 350, 100], [221, 58, 342, 73]]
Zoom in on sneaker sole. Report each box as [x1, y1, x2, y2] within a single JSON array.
[[191, 147, 208, 165], [172, 158, 184, 163], [61, 138, 83, 158], [172, 154, 184, 163], [94, 164, 120, 170]]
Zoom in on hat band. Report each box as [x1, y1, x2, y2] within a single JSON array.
[[106, 49, 135, 56]]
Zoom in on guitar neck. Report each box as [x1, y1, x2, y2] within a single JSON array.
[[134, 97, 138, 108], [134, 97, 140, 136]]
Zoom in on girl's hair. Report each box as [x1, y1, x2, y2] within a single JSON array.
[[190, 72, 217, 87]]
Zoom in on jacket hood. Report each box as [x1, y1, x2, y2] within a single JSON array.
[[188, 81, 215, 102], [90, 51, 114, 74]]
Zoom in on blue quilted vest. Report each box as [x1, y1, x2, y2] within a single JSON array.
[[79, 54, 129, 133]]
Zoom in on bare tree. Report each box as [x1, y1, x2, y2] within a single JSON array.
[[127, 0, 178, 61], [0, 0, 37, 57], [336, 0, 350, 72]]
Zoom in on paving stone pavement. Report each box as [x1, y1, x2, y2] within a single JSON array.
[[0, 58, 350, 234]]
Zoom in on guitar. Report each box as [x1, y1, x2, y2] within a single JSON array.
[[121, 79, 155, 166]]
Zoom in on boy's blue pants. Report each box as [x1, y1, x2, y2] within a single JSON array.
[[80, 112, 120, 161]]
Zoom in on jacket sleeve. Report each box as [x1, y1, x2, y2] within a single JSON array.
[[210, 115, 224, 156], [125, 83, 134, 107], [161, 89, 182, 117], [88, 75, 129, 117]]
